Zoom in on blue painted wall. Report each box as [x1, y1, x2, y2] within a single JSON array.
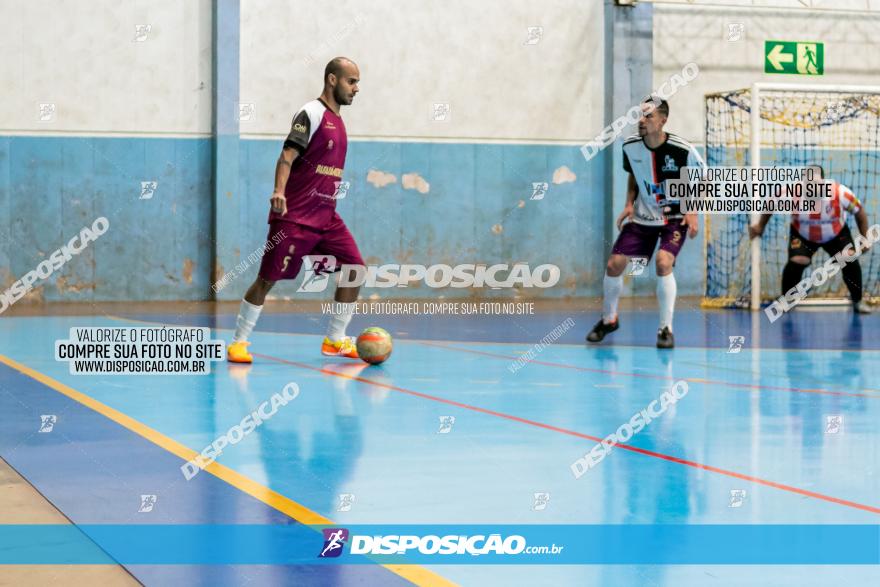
[[0, 136, 213, 303], [0, 136, 713, 304], [228, 139, 616, 300], [227, 139, 706, 301]]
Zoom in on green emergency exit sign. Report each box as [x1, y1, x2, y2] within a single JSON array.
[[764, 41, 823, 75]]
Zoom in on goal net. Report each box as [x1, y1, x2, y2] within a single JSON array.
[[703, 84, 880, 309]]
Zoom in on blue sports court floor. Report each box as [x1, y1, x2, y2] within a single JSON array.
[[0, 304, 878, 586]]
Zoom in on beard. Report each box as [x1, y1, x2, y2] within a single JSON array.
[[333, 85, 351, 105]]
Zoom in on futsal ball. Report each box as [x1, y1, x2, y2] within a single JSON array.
[[356, 327, 393, 365]]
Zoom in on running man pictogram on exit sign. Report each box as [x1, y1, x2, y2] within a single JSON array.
[[764, 41, 823, 75]]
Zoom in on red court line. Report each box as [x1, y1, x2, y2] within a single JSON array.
[[254, 352, 880, 516], [416, 341, 876, 400]]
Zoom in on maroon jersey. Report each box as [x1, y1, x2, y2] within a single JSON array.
[[270, 98, 348, 229]]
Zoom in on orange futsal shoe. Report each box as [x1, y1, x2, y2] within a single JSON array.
[[321, 336, 359, 359], [227, 341, 253, 364]]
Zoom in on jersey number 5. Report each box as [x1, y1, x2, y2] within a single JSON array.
[[281, 244, 296, 273]]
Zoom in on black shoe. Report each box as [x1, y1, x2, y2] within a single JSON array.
[[656, 326, 674, 349], [586, 318, 619, 343]]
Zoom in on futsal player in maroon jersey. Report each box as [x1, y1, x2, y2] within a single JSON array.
[[228, 57, 364, 363]]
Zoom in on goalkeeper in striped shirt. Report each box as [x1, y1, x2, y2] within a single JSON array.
[[749, 165, 872, 314]]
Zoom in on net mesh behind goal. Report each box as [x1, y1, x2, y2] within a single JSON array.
[[704, 88, 880, 307]]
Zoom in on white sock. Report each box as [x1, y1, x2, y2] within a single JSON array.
[[602, 274, 623, 323], [327, 302, 356, 341], [232, 299, 262, 343], [657, 273, 677, 330]]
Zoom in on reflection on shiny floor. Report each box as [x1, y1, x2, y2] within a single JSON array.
[[0, 307, 878, 586]]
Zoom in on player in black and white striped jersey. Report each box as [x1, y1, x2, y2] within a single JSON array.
[[587, 97, 705, 349]]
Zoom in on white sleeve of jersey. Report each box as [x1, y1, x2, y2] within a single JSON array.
[[687, 145, 707, 172], [300, 100, 326, 145]]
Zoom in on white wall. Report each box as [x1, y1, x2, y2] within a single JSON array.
[[653, 3, 880, 144], [240, 0, 604, 143], [0, 0, 213, 135]]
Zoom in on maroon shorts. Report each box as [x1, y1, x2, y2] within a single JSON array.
[[611, 221, 688, 260], [258, 215, 365, 282]]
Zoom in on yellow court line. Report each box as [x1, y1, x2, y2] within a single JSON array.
[[0, 353, 455, 587]]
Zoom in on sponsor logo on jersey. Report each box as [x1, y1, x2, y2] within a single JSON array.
[[316, 164, 343, 178], [662, 155, 679, 172], [644, 180, 665, 198], [293, 122, 307, 133]]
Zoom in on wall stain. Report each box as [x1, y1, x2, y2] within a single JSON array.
[[366, 169, 397, 188], [56, 276, 98, 294], [401, 172, 430, 194], [182, 258, 195, 284]]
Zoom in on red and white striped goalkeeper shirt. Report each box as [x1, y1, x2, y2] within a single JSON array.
[[792, 181, 861, 244]]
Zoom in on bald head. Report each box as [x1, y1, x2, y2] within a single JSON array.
[[322, 57, 360, 108], [324, 57, 356, 83]]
